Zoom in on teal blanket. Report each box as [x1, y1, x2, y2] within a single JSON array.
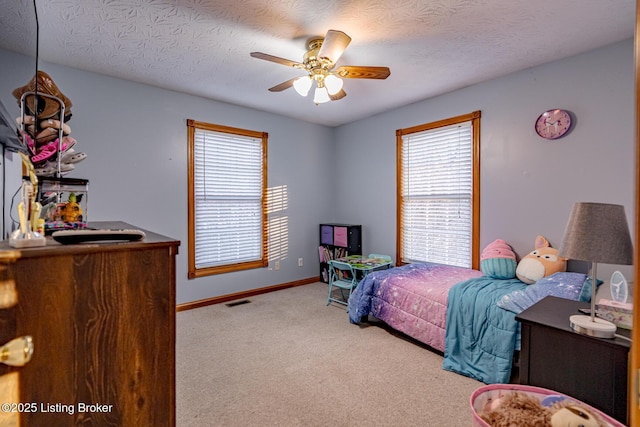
[[442, 276, 526, 384]]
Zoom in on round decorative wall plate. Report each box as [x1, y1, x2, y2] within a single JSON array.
[[535, 109, 572, 140]]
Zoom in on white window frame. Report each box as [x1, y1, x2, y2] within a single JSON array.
[[187, 120, 268, 278], [396, 111, 480, 269]]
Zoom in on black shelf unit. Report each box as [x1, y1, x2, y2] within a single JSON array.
[[318, 223, 362, 283]]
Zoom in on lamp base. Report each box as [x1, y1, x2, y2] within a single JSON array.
[[569, 314, 616, 339]]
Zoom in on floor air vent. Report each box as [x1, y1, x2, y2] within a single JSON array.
[[225, 299, 251, 307]]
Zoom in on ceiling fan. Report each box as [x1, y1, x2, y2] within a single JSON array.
[[250, 30, 391, 104]]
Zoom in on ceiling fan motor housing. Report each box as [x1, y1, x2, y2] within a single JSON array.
[[303, 38, 333, 73]]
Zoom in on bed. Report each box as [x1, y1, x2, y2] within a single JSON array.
[[348, 262, 484, 353], [348, 262, 593, 384]]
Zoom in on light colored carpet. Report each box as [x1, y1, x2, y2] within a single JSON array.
[[176, 282, 483, 426]]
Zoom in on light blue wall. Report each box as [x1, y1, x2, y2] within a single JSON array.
[[0, 38, 635, 303], [0, 49, 335, 304], [333, 38, 635, 280]]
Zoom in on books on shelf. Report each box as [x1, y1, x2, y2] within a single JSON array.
[[318, 246, 350, 263], [318, 246, 330, 263]]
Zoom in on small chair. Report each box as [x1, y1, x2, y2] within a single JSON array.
[[327, 260, 358, 306]]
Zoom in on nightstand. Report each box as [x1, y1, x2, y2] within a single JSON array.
[[515, 296, 630, 424]]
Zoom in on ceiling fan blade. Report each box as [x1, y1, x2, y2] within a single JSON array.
[[336, 66, 391, 79], [318, 30, 351, 64], [268, 77, 298, 92], [250, 52, 301, 68], [329, 89, 347, 101]]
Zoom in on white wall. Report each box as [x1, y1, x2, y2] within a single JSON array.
[[0, 49, 335, 304], [333, 38, 635, 280], [0, 38, 635, 304]]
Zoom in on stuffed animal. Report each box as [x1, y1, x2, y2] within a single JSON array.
[[480, 391, 608, 427], [480, 392, 550, 426], [480, 239, 517, 279], [549, 399, 607, 427], [516, 235, 567, 284]]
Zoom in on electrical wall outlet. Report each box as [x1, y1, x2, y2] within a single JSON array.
[[274, 261, 280, 270], [298, 258, 303, 267]]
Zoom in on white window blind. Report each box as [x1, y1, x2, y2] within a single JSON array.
[[400, 121, 473, 268], [193, 127, 264, 269]]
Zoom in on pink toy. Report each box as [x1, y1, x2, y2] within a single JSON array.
[[30, 139, 70, 164]]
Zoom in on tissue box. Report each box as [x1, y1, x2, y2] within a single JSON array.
[[596, 299, 633, 330]]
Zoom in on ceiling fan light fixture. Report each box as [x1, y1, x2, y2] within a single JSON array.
[[293, 76, 312, 96], [317, 30, 352, 64], [313, 85, 330, 104], [324, 74, 343, 95]]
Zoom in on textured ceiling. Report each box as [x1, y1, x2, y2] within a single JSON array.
[[0, 0, 635, 127]]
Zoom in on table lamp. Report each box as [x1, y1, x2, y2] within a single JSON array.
[[559, 202, 633, 338]]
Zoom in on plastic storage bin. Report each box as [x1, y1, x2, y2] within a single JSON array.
[[38, 177, 89, 234], [470, 384, 625, 427]]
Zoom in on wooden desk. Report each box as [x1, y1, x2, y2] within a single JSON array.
[[516, 296, 630, 424]]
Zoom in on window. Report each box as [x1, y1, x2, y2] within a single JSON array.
[[187, 120, 268, 278], [396, 111, 480, 269]]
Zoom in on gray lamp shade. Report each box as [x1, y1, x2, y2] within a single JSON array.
[[559, 202, 633, 265]]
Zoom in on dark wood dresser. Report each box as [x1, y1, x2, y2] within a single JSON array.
[[516, 296, 630, 424], [0, 222, 179, 426]]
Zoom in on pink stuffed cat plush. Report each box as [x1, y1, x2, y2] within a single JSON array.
[[515, 235, 567, 284]]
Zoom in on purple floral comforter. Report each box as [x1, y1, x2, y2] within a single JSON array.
[[348, 262, 484, 352]]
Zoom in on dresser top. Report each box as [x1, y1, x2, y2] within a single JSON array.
[[0, 221, 180, 260]]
